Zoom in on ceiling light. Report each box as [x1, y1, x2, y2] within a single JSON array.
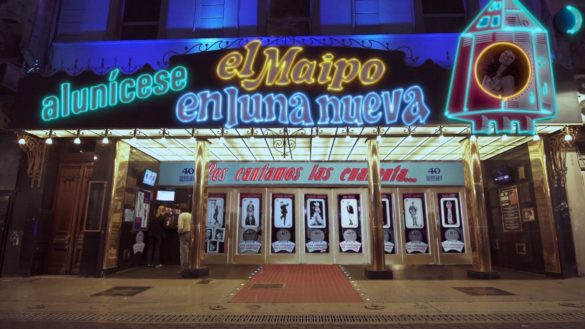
[[564, 133, 574, 142], [470, 135, 477, 142], [532, 134, 541, 141], [74, 137, 81, 145], [46, 137, 53, 145], [102, 136, 109, 144], [18, 137, 26, 145], [501, 134, 509, 141]]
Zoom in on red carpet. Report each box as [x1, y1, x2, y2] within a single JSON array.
[[230, 264, 362, 303]]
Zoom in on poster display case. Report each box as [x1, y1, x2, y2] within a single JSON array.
[[271, 194, 296, 254], [238, 193, 263, 254], [338, 194, 362, 253], [402, 193, 430, 254], [205, 194, 226, 254], [304, 194, 329, 253]]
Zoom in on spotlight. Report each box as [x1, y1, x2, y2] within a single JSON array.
[[470, 135, 477, 142], [18, 137, 26, 145], [564, 133, 574, 142], [219, 136, 225, 143], [532, 134, 541, 141], [189, 136, 196, 143], [74, 137, 81, 145], [406, 134, 414, 142], [501, 134, 509, 141], [102, 137, 109, 144], [93, 155, 98, 161], [376, 134, 382, 143], [46, 137, 53, 145]]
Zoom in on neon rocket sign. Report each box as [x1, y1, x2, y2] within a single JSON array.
[[176, 40, 430, 128], [445, 0, 557, 135]]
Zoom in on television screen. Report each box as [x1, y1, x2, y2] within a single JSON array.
[[156, 190, 175, 201], [143, 169, 158, 186], [492, 167, 512, 184]]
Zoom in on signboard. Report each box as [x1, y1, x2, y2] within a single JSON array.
[[499, 186, 522, 232], [159, 161, 464, 187], [12, 40, 450, 130], [446, 0, 557, 135]]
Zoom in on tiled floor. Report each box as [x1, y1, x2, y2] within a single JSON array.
[[230, 265, 363, 303]]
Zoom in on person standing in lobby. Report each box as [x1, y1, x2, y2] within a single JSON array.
[[147, 205, 166, 268], [177, 206, 192, 273]]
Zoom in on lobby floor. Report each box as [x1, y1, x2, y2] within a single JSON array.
[[0, 264, 584, 328]]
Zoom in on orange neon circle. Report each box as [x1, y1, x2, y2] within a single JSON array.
[[473, 42, 532, 100]]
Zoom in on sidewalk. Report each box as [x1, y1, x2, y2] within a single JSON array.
[[0, 264, 583, 328]]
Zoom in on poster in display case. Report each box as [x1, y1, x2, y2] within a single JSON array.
[[133, 190, 151, 231], [206, 194, 226, 254], [438, 193, 465, 253], [402, 193, 429, 254], [238, 193, 262, 254], [305, 194, 329, 253], [338, 194, 362, 253], [271, 194, 295, 253], [381, 194, 396, 254]]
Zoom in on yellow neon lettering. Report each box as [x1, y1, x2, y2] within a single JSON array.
[[241, 46, 303, 91], [360, 58, 385, 85], [217, 52, 243, 80], [329, 58, 361, 91]]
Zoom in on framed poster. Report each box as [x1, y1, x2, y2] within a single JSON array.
[[438, 193, 465, 253], [338, 194, 362, 253], [499, 186, 522, 232], [241, 196, 261, 228], [402, 193, 429, 254], [381, 194, 396, 254], [84, 181, 107, 232], [305, 194, 329, 253], [238, 193, 262, 254], [133, 190, 151, 231], [273, 196, 294, 228], [307, 198, 327, 229], [207, 196, 225, 227], [206, 194, 227, 254], [440, 197, 461, 228], [340, 198, 359, 228], [271, 194, 295, 253]]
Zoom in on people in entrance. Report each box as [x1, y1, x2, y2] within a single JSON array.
[[146, 205, 166, 268], [177, 206, 192, 271]]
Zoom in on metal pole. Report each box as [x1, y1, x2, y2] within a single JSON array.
[[463, 138, 498, 279], [365, 138, 392, 279], [183, 140, 210, 278]]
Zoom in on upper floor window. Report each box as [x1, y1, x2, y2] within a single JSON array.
[[421, 0, 466, 33], [352, 0, 380, 33], [120, 0, 163, 39], [266, 0, 314, 36]]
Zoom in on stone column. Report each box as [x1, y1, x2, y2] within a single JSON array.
[[463, 138, 499, 279], [183, 140, 210, 278], [365, 139, 392, 279]]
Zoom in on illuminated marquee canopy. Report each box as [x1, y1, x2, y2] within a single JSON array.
[[12, 39, 451, 130]]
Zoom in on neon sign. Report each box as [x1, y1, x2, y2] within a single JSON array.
[[445, 0, 557, 135], [175, 86, 430, 128], [216, 40, 386, 92], [177, 40, 429, 128], [41, 66, 189, 122]]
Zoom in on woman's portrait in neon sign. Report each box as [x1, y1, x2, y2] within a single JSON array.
[[475, 42, 532, 99]]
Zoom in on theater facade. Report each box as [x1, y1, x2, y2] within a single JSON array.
[[1, 0, 583, 279]]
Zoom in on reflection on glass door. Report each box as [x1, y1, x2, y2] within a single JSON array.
[[338, 194, 362, 253], [271, 194, 296, 254], [304, 194, 329, 253], [402, 193, 430, 254], [238, 193, 262, 254]]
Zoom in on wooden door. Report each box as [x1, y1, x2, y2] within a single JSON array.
[[47, 163, 93, 274]]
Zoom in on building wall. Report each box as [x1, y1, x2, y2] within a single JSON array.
[[565, 151, 585, 276]]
